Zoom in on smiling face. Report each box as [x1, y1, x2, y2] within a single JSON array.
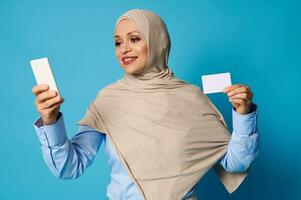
[[114, 19, 148, 75]]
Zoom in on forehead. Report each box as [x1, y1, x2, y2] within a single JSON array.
[[114, 18, 141, 37]]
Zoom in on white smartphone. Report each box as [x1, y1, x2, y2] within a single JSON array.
[[30, 57, 60, 96]]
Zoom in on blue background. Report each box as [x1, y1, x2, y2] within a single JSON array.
[[0, 0, 300, 199]]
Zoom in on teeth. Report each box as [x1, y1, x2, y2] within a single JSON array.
[[124, 57, 136, 62]]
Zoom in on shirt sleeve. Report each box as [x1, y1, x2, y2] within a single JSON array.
[[33, 112, 105, 179], [218, 103, 259, 172]]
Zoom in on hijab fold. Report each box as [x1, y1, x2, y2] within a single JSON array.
[[77, 9, 248, 200]]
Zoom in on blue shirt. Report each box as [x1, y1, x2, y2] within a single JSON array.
[[33, 104, 259, 199]]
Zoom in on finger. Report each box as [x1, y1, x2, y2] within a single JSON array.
[[37, 90, 58, 103], [229, 90, 253, 103], [40, 99, 63, 113], [41, 101, 62, 114], [223, 84, 243, 93], [229, 98, 247, 104], [227, 86, 250, 97], [232, 97, 252, 105], [32, 84, 49, 95], [41, 96, 64, 109], [229, 93, 248, 100]]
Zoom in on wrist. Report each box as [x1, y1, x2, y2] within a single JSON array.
[[43, 112, 62, 126], [234, 103, 256, 115]]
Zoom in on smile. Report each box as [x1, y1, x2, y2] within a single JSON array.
[[122, 56, 138, 65]]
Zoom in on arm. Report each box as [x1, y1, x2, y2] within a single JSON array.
[[33, 112, 105, 179], [218, 103, 259, 172]]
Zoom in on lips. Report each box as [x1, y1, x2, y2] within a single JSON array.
[[122, 56, 138, 65]]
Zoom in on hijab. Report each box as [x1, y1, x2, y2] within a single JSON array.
[[77, 9, 248, 200]]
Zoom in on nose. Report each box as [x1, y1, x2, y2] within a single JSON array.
[[121, 41, 131, 54]]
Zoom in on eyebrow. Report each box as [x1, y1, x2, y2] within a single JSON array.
[[114, 31, 141, 38]]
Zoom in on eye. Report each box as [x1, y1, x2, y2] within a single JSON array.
[[114, 41, 121, 47], [131, 37, 140, 43]]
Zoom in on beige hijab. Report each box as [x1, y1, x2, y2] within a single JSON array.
[[77, 9, 248, 200]]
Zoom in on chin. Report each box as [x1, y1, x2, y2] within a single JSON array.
[[123, 65, 144, 75]]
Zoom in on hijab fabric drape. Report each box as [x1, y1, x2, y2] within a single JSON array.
[[77, 9, 248, 200]]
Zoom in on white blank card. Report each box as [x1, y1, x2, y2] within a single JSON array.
[[201, 72, 232, 94]]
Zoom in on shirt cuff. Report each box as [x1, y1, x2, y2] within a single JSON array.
[[33, 112, 67, 147], [232, 103, 258, 136]]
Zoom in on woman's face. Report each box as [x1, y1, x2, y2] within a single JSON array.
[[114, 19, 148, 75]]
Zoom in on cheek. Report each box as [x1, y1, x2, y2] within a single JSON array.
[[142, 46, 147, 59], [138, 45, 148, 63]]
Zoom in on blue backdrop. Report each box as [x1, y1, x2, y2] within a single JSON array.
[[0, 0, 300, 199]]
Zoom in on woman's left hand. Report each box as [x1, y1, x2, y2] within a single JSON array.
[[223, 84, 253, 115]]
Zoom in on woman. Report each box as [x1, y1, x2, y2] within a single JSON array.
[[32, 9, 259, 200]]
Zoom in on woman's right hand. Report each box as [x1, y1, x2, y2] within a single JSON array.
[[32, 84, 65, 126]]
